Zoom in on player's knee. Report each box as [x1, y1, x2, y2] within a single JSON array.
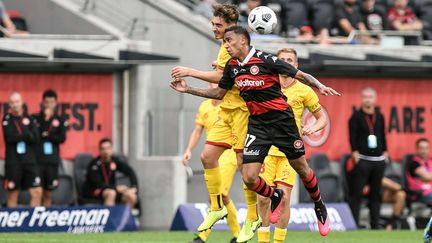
[[30, 187, 42, 198], [396, 190, 406, 201], [103, 188, 116, 199], [222, 194, 230, 204], [242, 171, 258, 186], [200, 151, 214, 167], [290, 159, 309, 178]]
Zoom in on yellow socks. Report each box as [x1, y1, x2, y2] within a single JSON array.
[[244, 184, 258, 221], [274, 227, 287, 243], [225, 199, 240, 238], [204, 167, 222, 210], [198, 230, 211, 242], [257, 226, 270, 243]]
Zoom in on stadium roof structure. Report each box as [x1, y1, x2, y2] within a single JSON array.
[[0, 48, 179, 73]]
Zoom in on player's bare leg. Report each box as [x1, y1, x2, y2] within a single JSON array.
[[289, 156, 330, 236], [7, 190, 19, 208], [197, 144, 228, 232], [42, 190, 53, 207], [29, 187, 42, 207], [257, 196, 271, 243], [102, 188, 116, 206], [238, 163, 284, 242], [257, 184, 291, 243]]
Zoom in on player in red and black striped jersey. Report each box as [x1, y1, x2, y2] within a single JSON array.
[[171, 26, 340, 238]]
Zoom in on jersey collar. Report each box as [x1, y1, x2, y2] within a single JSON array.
[[237, 46, 256, 67]]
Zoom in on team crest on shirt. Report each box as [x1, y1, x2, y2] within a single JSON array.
[[52, 119, 60, 127], [22, 117, 30, 126], [293, 140, 304, 149], [250, 65, 260, 75], [8, 181, 15, 190], [110, 162, 117, 171]]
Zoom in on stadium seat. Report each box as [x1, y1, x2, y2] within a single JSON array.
[[309, 153, 332, 175], [299, 153, 343, 203], [52, 175, 75, 206], [340, 153, 353, 201], [73, 153, 100, 205], [280, 0, 309, 36], [310, 0, 334, 33]]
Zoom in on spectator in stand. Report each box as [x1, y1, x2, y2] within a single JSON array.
[[0, 1, 16, 37], [360, 0, 387, 31], [387, 0, 423, 45], [388, 0, 422, 31], [33, 90, 67, 207], [83, 138, 138, 208], [2, 92, 42, 208], [348, 87, 388, 229], [381, 177, 405, 230], [332, 0, 377, 44], [238, 0, 267, 29], [406, 138, 432, 204]]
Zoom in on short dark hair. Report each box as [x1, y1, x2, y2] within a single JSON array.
[[42, 89, 57, 100], [99, 138, 112, 147], [213, 4, 239, 24], [224, 26, 251, 45], [416, 138, 429, 147]]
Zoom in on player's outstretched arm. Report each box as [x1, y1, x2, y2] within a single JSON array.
[[295, 71, 341, 96], [170, 79, 228, 99], [171, 66, 223, 84], [183, 124, 204, 165]]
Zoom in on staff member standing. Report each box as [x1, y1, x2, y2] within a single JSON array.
[[33, 90, 67, 207], [348, 87, 388, 229], [2, 92, 41, 208]]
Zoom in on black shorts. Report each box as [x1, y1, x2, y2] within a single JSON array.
[[39, 164, 59, 191], [4, 164, 41, 191], [243, 118, 305, 163]]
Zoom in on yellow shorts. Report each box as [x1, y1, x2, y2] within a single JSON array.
[[219, 149, 238, 196], [206, 108, 249, 152], [260, 155, 297, 188]]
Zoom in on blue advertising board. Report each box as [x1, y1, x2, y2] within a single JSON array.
[[171, 203, 357, 231], [0, 205, 137, 233]]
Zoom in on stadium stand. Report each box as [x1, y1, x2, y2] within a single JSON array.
[[300, 154, 343, 203]]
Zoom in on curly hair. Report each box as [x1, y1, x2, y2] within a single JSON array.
[[213, 4, 239, 24]]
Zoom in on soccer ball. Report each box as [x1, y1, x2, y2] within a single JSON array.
[[248, 6, 277, 35]]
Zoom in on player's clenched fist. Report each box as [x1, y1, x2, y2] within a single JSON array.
[[171, 66, 192, 78], [170, 78, 189, 93]]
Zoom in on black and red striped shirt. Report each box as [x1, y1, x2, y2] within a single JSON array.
[[218, 47, 298, 124]]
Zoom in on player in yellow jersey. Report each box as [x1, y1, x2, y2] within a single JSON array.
[[182, 82, 241, 243], [257, 48, 328, 243], [171, 5, 260, 240]]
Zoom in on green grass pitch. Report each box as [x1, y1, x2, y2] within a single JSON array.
[[0, 230, 424, 243]]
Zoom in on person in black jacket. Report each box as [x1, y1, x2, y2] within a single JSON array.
[[2, 92, 41, 208], [33, 90, 67, 207], [348, 87, 388, 229], [83, 138, 138, 208]]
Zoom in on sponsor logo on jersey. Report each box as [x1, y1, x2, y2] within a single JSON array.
[[235, 79, 265, 88], [243, 148, 260, 156], [250, 65, 260, 75], [301, 108, 331, 147]]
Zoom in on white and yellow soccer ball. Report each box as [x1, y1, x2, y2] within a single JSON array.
[[247, 6, 277, 35]]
